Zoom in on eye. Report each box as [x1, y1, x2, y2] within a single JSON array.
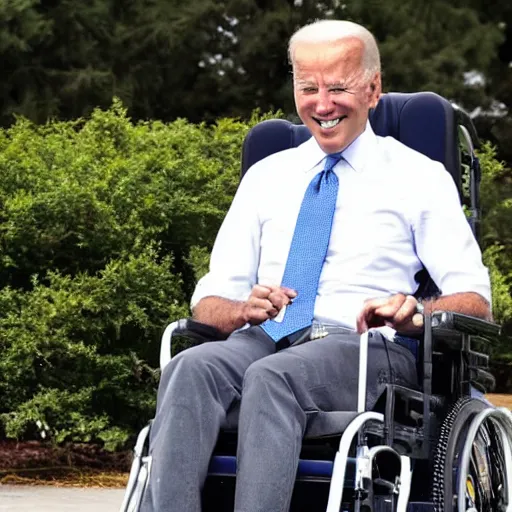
[[330, 87, 348, 94], [301, 87, 318, 94]]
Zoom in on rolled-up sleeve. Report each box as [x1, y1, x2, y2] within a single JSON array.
[[413, 163, 491, 303], [190, 168, 262, 309]]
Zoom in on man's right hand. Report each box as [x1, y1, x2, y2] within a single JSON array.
[[192, 285, 297, 336], [243, 285, 297, 325]]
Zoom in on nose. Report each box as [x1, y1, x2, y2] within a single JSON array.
[[315, 89, 334, 116]]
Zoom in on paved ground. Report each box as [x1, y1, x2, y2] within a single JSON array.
[[0, 485, 125, 511]]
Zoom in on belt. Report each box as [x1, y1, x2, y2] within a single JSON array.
[[271, 323, 355, 351], [266, 323, 419, 360]]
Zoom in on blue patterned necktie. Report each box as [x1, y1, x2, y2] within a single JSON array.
[[262, 153, 343, 342]]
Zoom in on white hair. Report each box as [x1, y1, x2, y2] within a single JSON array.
[[288, 20, 381, 81]]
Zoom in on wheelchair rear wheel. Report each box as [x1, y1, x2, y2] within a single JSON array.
[[432, 397, 508, 512]]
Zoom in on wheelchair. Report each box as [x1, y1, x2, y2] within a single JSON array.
[[120, 92, 512, 512]]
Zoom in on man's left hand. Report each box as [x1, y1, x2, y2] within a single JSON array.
[[356, 293, 423, 334]]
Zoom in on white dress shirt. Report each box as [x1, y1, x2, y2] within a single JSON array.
[[191, 123, 491, 330]]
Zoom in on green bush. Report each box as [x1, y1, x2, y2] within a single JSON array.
[[0, 101, 278, 449], [479, 142, 512, 367]]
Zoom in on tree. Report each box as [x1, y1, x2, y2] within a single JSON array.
[[1, 0, 508, 131], [464, 0, 512, 166]]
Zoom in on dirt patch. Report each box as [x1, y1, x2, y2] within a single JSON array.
[[0, 471, 128, 488], [0, 440, 131, 487], [486, 393, 512, 408]]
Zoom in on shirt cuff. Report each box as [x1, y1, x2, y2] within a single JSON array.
[[190, 273, 252, 310]]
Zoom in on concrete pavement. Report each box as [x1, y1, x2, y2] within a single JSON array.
[[0, 485, 125, 511]]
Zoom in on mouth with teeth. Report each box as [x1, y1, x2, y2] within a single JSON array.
[[315, 116, 347, 129]]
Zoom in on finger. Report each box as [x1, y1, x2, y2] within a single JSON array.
[[359, 297, 387, 319], [356, 313, 367, 334], [372, 294, 407, 319], [248, 297, 276, 313], [356, 307, 374, 333], [356, 297, 392, 332], [266, 285, 297, 300], [412, 312, 424, 328], [356, 301, 378, 333], [267, 291, 288, 311], [268, 288, 298, 309], [279, 286, 298, 299], [390, 295, 417, 325], [393, 312, 424, 333], [357, 294, 408, 333], [357, 311, 386, 332], [250, 284, 272, 299], [267, 308, 280, 319], [246, 308, 272, 325]]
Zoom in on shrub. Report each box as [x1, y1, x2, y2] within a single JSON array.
[[0, 101, 277, 448], [479, 142, 512, 376]]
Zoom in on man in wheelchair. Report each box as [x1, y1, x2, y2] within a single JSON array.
[[137, 19, 504, 512]]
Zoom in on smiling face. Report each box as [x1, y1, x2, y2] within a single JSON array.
[[292, 38, 381, 154]]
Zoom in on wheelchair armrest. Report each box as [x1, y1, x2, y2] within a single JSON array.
[[428, 311, 500, 354], [429, 312, 499, 393], [174, 318, 229, 343], [431, 311, 500, 338], [160, 319, 228, 370]]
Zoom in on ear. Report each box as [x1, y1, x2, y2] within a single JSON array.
[[368, 72, 382, 109]]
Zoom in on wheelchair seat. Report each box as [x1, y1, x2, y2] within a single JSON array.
[[120, 92, 512, 512]]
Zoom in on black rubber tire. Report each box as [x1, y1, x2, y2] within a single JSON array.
[[432, 397, 506, 512]]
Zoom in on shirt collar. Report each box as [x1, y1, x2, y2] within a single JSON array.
[[298, 121, 377, 173]]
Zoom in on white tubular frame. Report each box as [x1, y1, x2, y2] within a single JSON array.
[[327, 331, 382, 512], [366, 446, 412, 512], [397, 456, 412, 512], [457, 406, 512, 512], [119, 318, 180, 512], [327, 330, 414, 512], [357, 331, 369, 413], [352, 444, 411, 512], [159, 321, 179, 370], [326, 411, 384, 512], [119, 424, 152, 512]]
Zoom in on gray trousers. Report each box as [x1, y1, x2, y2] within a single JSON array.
[[140, 326, 418, 512]]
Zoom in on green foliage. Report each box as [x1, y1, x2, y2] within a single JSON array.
[[484, 246, 512, 326], [186, 246, 212, 283], [0, 103, 276, 448], [0, 0, 509, 140], [478, 143, 512, 358]]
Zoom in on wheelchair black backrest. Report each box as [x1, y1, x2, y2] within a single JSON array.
[[241, 91, 469, 203]]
